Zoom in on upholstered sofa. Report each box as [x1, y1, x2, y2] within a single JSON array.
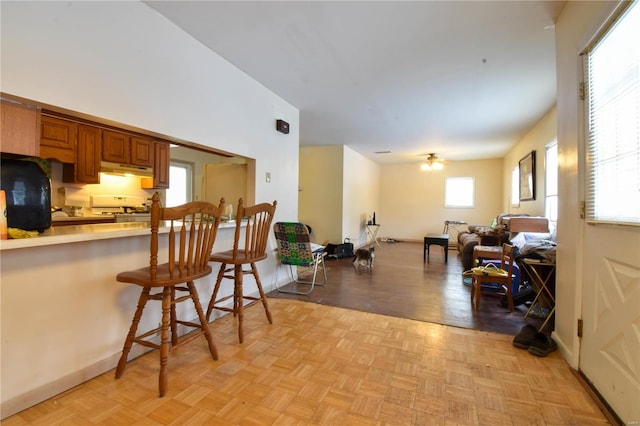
[[457, 214, 549, 271]]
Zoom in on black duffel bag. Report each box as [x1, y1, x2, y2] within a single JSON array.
[[336, 238, 354, 259], [325, 238, 354, 259]]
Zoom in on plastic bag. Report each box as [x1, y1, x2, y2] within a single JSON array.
[[464, 262, 508, 277]]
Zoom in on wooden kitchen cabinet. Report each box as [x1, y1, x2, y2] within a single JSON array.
[[1, 99, 41, 157], [102, 130, 153, 168], [63, 124, 101, 184], [142, 141, 170, 189], [102, 130, 129, 164], [130, 136, 153, 167], [40, 115, 77, 163]]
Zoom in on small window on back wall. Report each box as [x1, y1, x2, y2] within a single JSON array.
[[445, 177, 474, 208]]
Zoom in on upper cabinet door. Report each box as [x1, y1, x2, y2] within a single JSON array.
[[141, 141, 170, 189], [154, 141, 170, 188], [62, 124, 101, 184], [102, 130, 129, 164], [75, 124, 101, 183], [40, 115, 76, 163], [1, 99, 41, 157], [130, 136, 153, 167]]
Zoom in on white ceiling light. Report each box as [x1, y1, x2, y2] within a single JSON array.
[[420, 153, 444, 171]]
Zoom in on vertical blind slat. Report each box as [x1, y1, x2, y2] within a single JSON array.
[[585, 1, 640, 224]]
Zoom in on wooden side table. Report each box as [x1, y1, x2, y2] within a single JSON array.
[[424, 234, 450, 263], [519, 258, 556, 331], [366, 224, 381, 247]]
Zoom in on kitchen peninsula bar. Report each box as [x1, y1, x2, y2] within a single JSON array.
[[0, 220, 240, 250], [0, 220, 259, 418]]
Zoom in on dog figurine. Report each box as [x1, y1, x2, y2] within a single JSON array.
[[353, 247, 375, 271]]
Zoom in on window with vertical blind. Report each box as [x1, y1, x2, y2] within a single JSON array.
[[511, 166, 520, 207], [545, 141, 558, 226], [584, 0, 640, 225]]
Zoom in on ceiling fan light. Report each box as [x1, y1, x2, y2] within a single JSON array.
[[420, 153, 444, 171]]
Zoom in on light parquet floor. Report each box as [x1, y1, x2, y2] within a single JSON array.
[[4, 299, 609, 425]]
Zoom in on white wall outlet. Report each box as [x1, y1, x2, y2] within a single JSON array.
[[265, 172, 271, 183]]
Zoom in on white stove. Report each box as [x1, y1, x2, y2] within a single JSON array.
[[90, 195, 151, 223]]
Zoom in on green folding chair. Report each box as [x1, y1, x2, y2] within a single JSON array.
[[273, 222, 327, 295]]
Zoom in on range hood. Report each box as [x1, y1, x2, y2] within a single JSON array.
[[100, 161, 153, 178]]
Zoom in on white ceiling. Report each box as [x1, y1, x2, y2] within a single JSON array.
[[146, 1, 565, 164]]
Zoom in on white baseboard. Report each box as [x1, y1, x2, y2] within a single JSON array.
[[0, 285, 275, 420], [0, 344, 149, 420], [0, 296, 248, 420]]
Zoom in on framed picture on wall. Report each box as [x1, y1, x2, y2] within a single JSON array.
[[519, 150, 536, 201]]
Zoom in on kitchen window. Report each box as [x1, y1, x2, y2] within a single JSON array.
[[545, 140, 558, 228], [165, 161, 193, 207]]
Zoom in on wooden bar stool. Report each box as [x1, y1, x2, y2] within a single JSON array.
[[206, 199, 277, 343], [114, 193, 225, 397]]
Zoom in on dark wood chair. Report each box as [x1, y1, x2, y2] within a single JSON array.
[[114, 193, 225, 397], [470, 243, 517, 312], [206, 198, 277, 343]]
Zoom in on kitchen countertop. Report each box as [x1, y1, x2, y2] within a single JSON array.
[[0, 220, 240, 251]]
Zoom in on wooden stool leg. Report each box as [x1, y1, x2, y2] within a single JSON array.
[[233, 271, 240, 318], [506, 287, 515, 312], [206, 263, 226, 321], [235, 264, 244, 343], [187, 281, 218, 360], [251, 263, 273, 324], [470, 276, 481, 310], [475, 279, 482, 310], [159, 287, 171, 397], [470, 277, 475, 307], [115, 287, 150, 379], [170, 286, 179, 346]]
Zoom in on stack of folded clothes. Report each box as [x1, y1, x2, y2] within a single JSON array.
[[512, 324, 557, 357]]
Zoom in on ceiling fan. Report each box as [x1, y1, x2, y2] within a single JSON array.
[[420, 153, 445, 171]]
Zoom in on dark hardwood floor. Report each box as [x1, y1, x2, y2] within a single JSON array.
[[267, 241, 546, 337]]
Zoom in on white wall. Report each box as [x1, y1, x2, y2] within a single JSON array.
[[379, 159, 504, 242], [299, 145, 344, 243], [1, 0, 299, 414], [342, 146, 381, 246], [299, 145, 380, 247], [0, 1, 299, 222], [502, 106, 557, 216], [554, 0, 619, 368]]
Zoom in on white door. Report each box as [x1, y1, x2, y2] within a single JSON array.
[[580, 225, 640, 423], [578, 3, 640, 421]]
